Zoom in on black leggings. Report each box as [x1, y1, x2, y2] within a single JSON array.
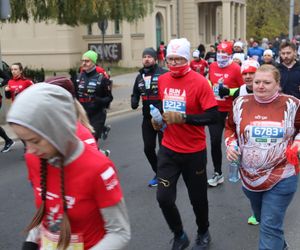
[[156, 146, 209, 235], [0, 126, 11, 143], [142, 118, 163, 174], [208, 111, 228, 175], [88, 109, 106, 142]]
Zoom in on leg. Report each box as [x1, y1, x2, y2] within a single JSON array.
[[181, 149, 209, 235], [0, 126, 12, 142], [242, 187, 263, 223], [142, 118, 159, 174], [208, 111, 228, 175], [89, 110, 106, 142], [259, 175, 298, 250], [156, 146, 183, 236], [0, 126, 15, 153]]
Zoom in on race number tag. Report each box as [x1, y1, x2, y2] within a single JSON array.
[[163, 99, 186, 113], [41, 226, 84, 250], [250, 126, 284, 144], [143, 76, 151, 89]]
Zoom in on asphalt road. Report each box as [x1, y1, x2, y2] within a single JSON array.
[[1, 111, 300, 250]]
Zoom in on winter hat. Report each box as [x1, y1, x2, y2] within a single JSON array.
[[217, 41, 233, 55], [142, 47, 157, 60], [241, 59, 260, 74], [167, 38, 191, 61], [263, 49, 273, 57], [234, 41, 243, 49], [82, 50, 98, 64], [45, 76, 76, 97], [192, 50, 200, 58], [233, 53, 245, 63]]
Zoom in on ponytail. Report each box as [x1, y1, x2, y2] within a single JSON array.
[[25, 158, 47, 232], [57, 158, 71, 250]]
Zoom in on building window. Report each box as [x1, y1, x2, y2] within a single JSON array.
[[115, 20, 120, 34], [87, 24, 92, 35]]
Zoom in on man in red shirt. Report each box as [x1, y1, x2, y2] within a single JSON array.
[[152, 38, 218, 250], [207, 41, 244, 187], [190, 50, 208, 76]]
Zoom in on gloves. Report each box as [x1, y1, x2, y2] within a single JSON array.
[[218, 85, 230, 98], [162, 112, 185, 125], [286, 145, 300, 173], [22, 242, 39, 250]]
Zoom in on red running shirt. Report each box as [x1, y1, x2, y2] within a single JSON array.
[[158, 70, 217, 153], [209, 62, 243, 112], [190, 59, 208, 76], [7, 77, 33, 101], [25, 145, 123, 249]]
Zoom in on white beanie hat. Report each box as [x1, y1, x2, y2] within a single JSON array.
[[263, 49, 273, 56], [192, 50, 200, 58], [234, 41, 243, 49], [233, 53, 245, 63], [167, 38, 190, 61]]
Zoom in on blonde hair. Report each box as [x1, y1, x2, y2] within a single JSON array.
[[255, 64, 281, 83], [74, 99, 95, 134]]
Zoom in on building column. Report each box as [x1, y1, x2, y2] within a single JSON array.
[[240, 3, 246, 41], [236, 3, 241, 39], [231, 2, 235, 39], [222, 1, 231, 40]]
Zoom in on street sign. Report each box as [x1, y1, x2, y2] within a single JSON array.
[[98, 19, 108, 35]]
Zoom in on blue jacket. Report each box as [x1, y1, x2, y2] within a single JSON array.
[[278, 61, 300, 99], [247, 46, 264, 63]]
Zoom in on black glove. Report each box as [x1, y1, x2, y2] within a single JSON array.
[[22, 242, 39, 250], [218, 85, 230, 98]]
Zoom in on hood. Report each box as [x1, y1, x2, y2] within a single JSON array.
[[7, 83, 78, 160]]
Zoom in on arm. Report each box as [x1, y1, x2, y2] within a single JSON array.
[[4, 85, 12, 99], [89, 199, 131, 250], [22, 227, 40, 250], [131, 75, 141, 109], [185, 106, 219, 126], [0, 69, 9, 87], [94, 77, 113, 107]]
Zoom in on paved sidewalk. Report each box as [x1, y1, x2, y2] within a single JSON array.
[[0, 72, 138, 145]]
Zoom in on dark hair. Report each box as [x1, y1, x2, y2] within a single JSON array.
[[279, 41, 296, 51], [11, 62, 25, 78], [25, 158, 71, 250]]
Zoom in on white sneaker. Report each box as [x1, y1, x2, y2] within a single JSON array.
[[207, 172, 224, 187]]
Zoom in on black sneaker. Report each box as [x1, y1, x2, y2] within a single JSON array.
[[102, 125, 111, 140], [1, 140, 15, 153], [171, 232, 190, 250], [191, 230, 211, 250]]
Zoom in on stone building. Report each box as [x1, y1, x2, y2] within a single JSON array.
[[0, 0, 246, 70]]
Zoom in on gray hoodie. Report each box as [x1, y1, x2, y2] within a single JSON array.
[[7, 83, 81, 163]]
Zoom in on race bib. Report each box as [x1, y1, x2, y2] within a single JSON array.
[[163, 99, 186, 113], [212, 83, 225, 101], [143, 76, 151, 90], [249, 126, 284, 145], [41, 226, 84, 250]]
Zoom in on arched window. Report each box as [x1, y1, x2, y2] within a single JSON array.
[[156, 12, 164, 49]]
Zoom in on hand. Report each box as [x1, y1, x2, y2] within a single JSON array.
[[151, 118, 163, 131], [219, 85, 229, 98], [5, 86, 10, 91], [226, 145, 240, 162], [162, 112, 185, 125], [291, 140, 300, 153]]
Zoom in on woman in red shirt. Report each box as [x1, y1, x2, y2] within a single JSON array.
[[5, 62, 33, 101]]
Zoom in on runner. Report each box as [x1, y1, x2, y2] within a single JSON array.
[[7, 83, 130, 250]]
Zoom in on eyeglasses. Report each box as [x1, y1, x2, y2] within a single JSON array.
[[81, 59, 91, 63], [166, 57, 186, 64]]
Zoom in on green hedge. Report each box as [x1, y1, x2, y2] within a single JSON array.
[[23, 67, 45, 83]]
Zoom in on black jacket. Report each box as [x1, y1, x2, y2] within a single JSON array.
[[278, 61, 300, 99], [131, 64, 167, 118]]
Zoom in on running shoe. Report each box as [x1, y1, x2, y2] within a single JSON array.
[[100, 149, 110, 157], [207, 172, 224, 187], [171, 232, 190, 250], [148, 176, 158, 187], [191, 230, 211, 250], [248, 215, 259, 225], [1, 140, 15, 153], [102, 125, 111, 140]]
